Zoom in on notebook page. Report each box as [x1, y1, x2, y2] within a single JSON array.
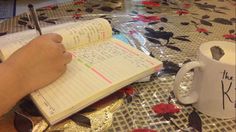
[[31, 38, 162, 124], [0, 18, 111, 60], [54, 18, 112, 50], [0, 22, 75, 60]]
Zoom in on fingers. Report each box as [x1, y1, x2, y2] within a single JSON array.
[[36, 33, 71, 65], [45, 33, 63, 43], [63, 52, 72, 64], [55, 43, 72, 64], [57, 43, 66, 53], [56, 43, 72, 64]]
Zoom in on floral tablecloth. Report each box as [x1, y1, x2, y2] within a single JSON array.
[[0, 0, 235, 131]]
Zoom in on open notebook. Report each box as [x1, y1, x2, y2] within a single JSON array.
[[0, 18, 162, 125]]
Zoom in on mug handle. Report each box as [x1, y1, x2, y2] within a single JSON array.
[[173, 61, 203, 104]]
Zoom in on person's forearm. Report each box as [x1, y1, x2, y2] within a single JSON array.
[[0, 34, 71, 117], [0, 63, 25, 116]]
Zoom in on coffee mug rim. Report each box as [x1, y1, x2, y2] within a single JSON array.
[[199, 41, 235, 66]]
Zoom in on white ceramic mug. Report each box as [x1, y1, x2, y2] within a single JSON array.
[[174, 41, 235, 119]]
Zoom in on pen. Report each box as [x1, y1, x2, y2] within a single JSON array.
[[28, 4, 42, 35]]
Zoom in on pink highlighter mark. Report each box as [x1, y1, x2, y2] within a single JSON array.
[[72, 54, 112, 84], [91, 68, 112, 84]]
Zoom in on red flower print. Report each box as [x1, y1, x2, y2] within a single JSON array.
[[183, 3, 191, 8], [133, 15, 160, 22], [152, 103, 180, 115], [196, 28, 208, 33], [132, 128, 157, 132], [223, 34, 236, 39], [74, 0, 86, 5], [129, 30, 137, 35], [73, 14, 81, 19], [119, 86, 135, 95], [44, 5, 58, 10], [45, 5, 53, 10], [141, 1, 160, 7], [176, 10, 189, 15]]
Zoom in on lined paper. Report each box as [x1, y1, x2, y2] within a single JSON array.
[[0, 18, 162, 124], [55, 18, 112, 49], [0, 18, 111, 60], [0, 22, 74, 60], [31, 38, 162, 124]]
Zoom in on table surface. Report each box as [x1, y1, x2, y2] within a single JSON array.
[[0, 0, 235, 132]]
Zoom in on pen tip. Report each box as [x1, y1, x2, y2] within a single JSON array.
[[28, 4, 33, 8]]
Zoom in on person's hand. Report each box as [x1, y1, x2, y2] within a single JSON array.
[[3, 33, 72, 95]]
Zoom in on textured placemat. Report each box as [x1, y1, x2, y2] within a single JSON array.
[[0, 0, 235, 132]]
